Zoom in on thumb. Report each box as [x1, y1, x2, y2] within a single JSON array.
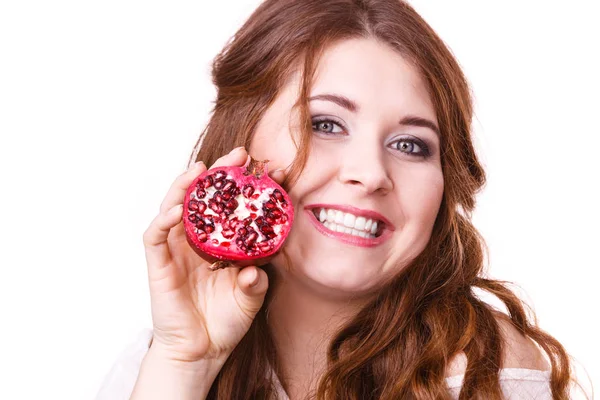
[[235, 266, 269, 316]]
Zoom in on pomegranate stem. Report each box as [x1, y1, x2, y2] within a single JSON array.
[[244, 157, 269, 179], [208, 261, 232, 271]]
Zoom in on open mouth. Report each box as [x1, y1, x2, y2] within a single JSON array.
[[311, 207, 385, 239]]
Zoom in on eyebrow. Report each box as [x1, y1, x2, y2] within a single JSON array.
[[308, 93, 440, 137]]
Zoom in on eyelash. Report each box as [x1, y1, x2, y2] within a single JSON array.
[[311, 117, 431, 158]]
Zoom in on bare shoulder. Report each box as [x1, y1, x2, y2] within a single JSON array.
[[446, 310, 550, 377], [493, 311, 551, 370]]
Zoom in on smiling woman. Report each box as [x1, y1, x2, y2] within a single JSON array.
[[95, 0, 581, 399]]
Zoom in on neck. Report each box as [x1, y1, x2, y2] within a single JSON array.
[[266, 268, 372, 399]]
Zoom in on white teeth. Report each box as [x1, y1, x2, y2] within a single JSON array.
[[319, 208, 327, 222], [327, 209, 335, 222], [354, 216, 366, 230], [321, 221, 376, 239], [315, 208, 382, 238], [343, 213, 356, 228], [370, 221, 378, 235]]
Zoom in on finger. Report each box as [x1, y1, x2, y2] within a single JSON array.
[[143, 204, 184, 271], [208, 147, 248, 169], [234, 266, 269, 317], [159, 161, 206, 214]]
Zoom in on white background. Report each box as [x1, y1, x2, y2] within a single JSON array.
[[0, 0, 598, 398]]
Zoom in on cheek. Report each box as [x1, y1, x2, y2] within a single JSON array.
[[249, 109, 301, 172], [401, 168, 444, 224], [249, 129, 297, 172], [286, 148, 339, 202]]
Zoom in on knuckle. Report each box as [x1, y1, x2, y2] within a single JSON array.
[[159, 200, 169, 213], [142, 220, 159, 245], [142, 228, 153, 245]]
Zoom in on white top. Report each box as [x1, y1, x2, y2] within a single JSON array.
[[95, 329, 553, 400]]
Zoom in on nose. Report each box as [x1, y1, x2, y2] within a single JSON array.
[[338, 142, 394, 195]]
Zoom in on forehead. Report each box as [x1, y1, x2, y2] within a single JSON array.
[[309, 38, 436, 121]]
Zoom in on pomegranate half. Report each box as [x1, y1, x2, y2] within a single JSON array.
[[183, 157, 294, 269]]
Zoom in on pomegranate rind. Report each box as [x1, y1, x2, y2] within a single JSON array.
[[182, 162, 294, 267]]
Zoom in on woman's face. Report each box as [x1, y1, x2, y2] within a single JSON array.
[[249, 38, 444, 298]]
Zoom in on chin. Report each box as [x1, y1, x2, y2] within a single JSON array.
[[275, 254, 386, 298]]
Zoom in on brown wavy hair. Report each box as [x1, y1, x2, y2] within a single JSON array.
[[188, 0, 576, 398]]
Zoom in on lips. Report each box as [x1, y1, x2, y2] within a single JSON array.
[[305, 204, 394, 247]]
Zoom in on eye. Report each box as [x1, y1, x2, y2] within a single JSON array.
[[311, 117, 345, 135], [389, 137, 431, 157]]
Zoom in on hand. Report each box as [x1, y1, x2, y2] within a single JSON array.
[[142, 147, 281, 363]]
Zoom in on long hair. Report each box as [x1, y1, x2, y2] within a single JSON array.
[[189, 0, 574, 398]]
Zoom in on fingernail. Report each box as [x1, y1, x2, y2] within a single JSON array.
[[193, 161, 204, 169], [249, 269, 259, 287], [231, 146, 245, 154]]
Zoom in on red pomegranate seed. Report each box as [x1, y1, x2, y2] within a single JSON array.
[[245, 232, 258, 245], [221, 219, 231, 230], [188, 200, 199, 211], [214, 180, 225, 190], [272, 189, 284, 202], [208, 200, 224, 213], [263, 201, 276, 210], [260, 224, 274, 234], [222, 180, 235, 192], [242, 184, 254, 198], [225, 198, 238, 210], [213, 171, 227, 181], [255, 216, 267, 226], [258, 242, 273, 252], [270, 209, 283, 218]]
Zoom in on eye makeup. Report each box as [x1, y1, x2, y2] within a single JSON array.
[[311, 115, 434, 158]]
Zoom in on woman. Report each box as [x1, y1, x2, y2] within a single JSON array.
[[97, 0, 575, 398]]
